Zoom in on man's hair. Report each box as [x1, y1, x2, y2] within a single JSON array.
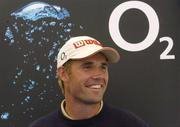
[[57, 60, 72, 95]]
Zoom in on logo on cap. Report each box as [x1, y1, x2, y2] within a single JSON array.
[[73, 39, 102, 49], [61, 52, 67, 60]]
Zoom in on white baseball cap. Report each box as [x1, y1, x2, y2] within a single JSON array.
[[57, 36, 120, 69]]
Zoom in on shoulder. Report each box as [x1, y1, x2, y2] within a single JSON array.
[[28, 109, 60, 127], [102, 104, 150, 127]]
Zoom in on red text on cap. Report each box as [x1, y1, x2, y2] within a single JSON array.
[[73, 39, 102, 49]]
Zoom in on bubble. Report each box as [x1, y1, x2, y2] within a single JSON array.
[[5, 27, 14, 46], [11, 2, 70, 21], [1, 112, 10, 120], [22, 80, 38, 92]]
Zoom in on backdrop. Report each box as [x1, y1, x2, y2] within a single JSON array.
[[0, 0, 179, 127]]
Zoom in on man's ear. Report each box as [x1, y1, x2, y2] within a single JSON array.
[[57, 67, 69, 81]]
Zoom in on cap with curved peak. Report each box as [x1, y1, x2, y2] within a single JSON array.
[[57, 36, 120, 69]]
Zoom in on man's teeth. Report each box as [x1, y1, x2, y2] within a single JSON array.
[[89, 85, 101, 89]]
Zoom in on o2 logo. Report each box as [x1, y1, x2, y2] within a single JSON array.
[[109, 1, 175, 60]]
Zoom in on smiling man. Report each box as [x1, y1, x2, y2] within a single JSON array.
[[29, 36, 149, 127]]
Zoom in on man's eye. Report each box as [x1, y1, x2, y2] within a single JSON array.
[[83, 65, 92, 69], [101, 63, 108, 70], [81, 62, 93, 69], [101, 65, 108, 70]]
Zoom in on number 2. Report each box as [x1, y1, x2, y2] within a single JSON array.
[[160, 37, 175, 60]]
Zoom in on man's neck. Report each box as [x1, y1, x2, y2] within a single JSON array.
[[61, 99, 103, 120]]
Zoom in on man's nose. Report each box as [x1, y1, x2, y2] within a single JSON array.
[[91, 68, 104, 79], [92, 73, 103, 79]]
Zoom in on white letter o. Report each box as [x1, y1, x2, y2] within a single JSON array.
[[109, 1, 159, 52]]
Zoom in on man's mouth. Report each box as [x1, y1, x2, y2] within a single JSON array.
[[88, 85, 102, 89], [87, 84, 102, 89]]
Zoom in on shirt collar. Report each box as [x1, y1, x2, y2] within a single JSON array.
[[60, 99, 103, 120]]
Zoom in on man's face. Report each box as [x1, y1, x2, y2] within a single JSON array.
[[63, 53, 109, 105]]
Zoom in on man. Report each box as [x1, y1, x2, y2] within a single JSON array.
[[29, 36, 149, 127]]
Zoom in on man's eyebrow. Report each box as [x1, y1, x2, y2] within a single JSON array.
[[102, 62, 108, 66], [81, 61, 93, 66]]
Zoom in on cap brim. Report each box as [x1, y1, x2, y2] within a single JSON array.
[[71, 47, 120, 63], [98, 47, 120, 63]]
